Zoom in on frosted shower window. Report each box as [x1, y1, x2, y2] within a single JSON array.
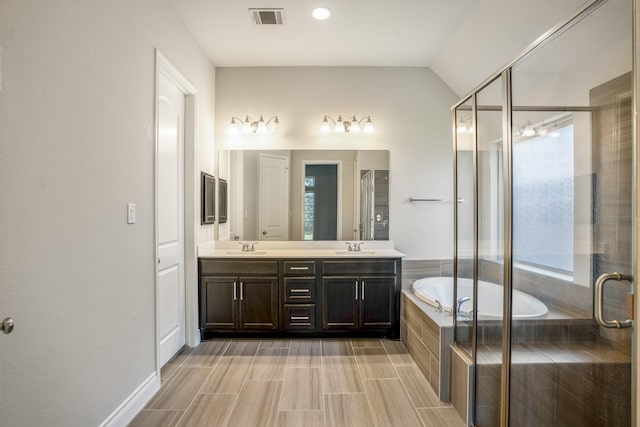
[[513, 124, 574, 273]]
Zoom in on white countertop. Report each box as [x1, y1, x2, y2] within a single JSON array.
[[197, 240, 405, 259], [198, 248, 405, 259]]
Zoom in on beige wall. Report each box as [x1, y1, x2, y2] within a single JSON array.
[[215, 66, 459, 258], [0, 1, 215, 425]]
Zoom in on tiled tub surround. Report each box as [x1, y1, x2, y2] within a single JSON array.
[[402, 259, 631, 426], [401, 290, 453, 401]]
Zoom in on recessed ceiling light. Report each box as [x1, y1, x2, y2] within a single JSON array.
[[312, 7, 331, 20]]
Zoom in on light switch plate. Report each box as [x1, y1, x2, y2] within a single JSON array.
[[127, 203, 136, 224]]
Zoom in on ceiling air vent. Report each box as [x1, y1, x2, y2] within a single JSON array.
[[249, 8, 285, 25]]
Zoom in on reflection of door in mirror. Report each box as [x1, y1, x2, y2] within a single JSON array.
[[259, 153, 289, 240], [303, 163, 339, 240], [359, 170, 389, 240]]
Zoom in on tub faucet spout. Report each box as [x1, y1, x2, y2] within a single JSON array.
[[456, 296, 471, 315]]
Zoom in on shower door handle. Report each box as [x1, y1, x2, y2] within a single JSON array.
[[594, 272, 633, 328]]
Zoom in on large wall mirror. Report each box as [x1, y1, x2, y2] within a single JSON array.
[[221, 149, 389, 241]]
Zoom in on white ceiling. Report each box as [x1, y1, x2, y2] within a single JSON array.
[[169, 0, 592, 97]]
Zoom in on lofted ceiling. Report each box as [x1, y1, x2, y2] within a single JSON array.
[[169, 0, 592, 97]]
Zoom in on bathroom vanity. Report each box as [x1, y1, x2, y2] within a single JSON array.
[[198, 247, 403, 339]]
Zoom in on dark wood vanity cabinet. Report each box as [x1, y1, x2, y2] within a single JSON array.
[[199, 260, 278, 332], [321, 259, 399, 334], [198, 257, 400, 338]]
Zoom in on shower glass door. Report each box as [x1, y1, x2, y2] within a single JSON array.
[[509, 0, 633, 425]]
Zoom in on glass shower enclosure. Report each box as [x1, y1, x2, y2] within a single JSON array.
[[453, 0, 636, 425]]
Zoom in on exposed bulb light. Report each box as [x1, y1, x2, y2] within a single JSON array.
[[271, 116, 280, 133], [320, 116, 332, 133], [312, 7, 331, 20], [228, 118, 239, 135], [522, 121, 535, 137], [256, 115, 268, 134], [334, 115, 345, 133], [349, 116, 361, 133], [362, 116, 375, 134], [242, 116, 252, 134], [456, 117, 473, 134]]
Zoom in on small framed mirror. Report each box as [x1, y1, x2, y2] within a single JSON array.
[[218, 178, 228, 224], [201, 172, 215, 224]]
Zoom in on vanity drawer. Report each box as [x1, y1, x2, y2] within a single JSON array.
[[199, 259, 278, 275], [283, 304, 316, 330], [284, 277, 316, 303], [283, 260, 316, 276], [322, 259, 397, 275]]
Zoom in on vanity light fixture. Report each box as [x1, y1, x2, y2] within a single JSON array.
[[228, 115, 279, 135], [320, 115, 375, 134]]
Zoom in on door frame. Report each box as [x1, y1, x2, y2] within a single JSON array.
[[154, 50, 198, 376], [301, 160, 343, 241]]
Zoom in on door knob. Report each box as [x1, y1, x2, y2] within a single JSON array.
[[1, 317, 14, 334], [262, 231, 267, 235]]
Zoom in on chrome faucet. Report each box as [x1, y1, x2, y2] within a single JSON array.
[[456, 296, 471, 315], [239, 241, 254, 252], [345, 242, 354, 251], [353, 242, 364, 251]]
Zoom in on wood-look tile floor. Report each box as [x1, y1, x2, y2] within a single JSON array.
[[129, 339, 464, 427]]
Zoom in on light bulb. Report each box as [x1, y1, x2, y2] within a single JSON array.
[[256, 115, 267, 134], [363, 117, 375, 134], [334, 115, 345, 133], [228, 118, 239, 135], [320, 116, 332, 133], [242, 116, 252, 134], [350, 116, 361, 133], [270, 116, 279, 133]]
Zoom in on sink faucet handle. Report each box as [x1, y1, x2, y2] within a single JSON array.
[[354, 242, 364, 251], [345, 242, 353, 251], [250, 242, 257, 251]]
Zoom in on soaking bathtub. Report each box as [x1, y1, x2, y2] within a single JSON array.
[[411, 276, 548, 319]]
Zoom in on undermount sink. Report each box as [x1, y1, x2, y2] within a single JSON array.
[[334, 250, 377, 255], [225, 250, 268, 255]]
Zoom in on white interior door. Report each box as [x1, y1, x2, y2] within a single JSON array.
[[157, 73, 185, 367], [259, 153, 289, 240]]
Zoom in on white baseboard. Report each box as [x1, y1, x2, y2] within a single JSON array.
[[100, 372, 160, 427]]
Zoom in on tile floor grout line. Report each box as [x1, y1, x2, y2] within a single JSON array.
[[172, 340, 232, 427], [392, 363, 429, 427]]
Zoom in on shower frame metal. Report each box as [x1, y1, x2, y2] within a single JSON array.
[[451, 0, 639, 425]]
